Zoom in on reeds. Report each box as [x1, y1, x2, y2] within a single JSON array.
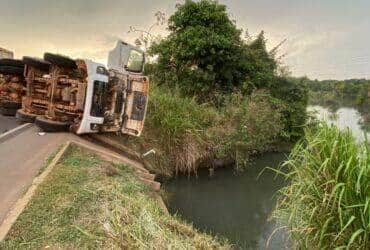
[[272, 124, 369, 249]]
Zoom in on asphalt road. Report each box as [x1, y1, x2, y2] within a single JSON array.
[[0, 115, 19, 134], [0, 126, 70, 224]]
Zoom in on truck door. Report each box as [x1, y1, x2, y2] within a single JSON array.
[[121, 75, 149, 136]]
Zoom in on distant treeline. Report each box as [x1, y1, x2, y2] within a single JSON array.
[[306, 78, 370, 106]]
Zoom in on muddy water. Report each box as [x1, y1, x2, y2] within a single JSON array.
[[164, 153, 289, 249], [164, 105, 369, 249]]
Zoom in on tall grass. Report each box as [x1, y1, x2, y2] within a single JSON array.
[[113, 85, 285, 177], [272, 124, 369, 249], [142, 85, 218, 176]]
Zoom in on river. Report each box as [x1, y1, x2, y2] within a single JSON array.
[[163, 104, 369, 249]]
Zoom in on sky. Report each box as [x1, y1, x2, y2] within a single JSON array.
[[0, 0, 369, 80]]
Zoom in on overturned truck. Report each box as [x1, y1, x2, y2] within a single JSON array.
[[17, 41, 149, 136], [0, 59, 26, 116]]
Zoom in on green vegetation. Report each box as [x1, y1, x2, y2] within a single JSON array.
[[116, 0, 309, 177], [112, 85, 285, 176], [271, 77, 309, 140], [1, 147, 229, 249], [307, 78, 370, 134], [307, 78, 370, 107], [148, 0, 281, 102], [272, 124, 369, 249]]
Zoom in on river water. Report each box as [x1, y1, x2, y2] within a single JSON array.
[[163, 104, 369, 249], [308, 105, 370, 142]]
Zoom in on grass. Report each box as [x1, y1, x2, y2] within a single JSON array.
[[0, 146, 229, 249], [272, 124, 369, 249], [111, 85, 285, 177]]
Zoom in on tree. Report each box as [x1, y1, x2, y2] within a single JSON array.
[[271, 77, 309, 140], [148, 0, 251, 100], [128, 11, 166, 51], [243, 31, 277, 94]]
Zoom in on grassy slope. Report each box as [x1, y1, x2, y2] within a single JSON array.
[[110, 85, 285, 178], [1, 147, 229, 249]]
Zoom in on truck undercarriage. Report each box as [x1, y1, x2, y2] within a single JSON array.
[[15, 41, 149, 136], [0, 59, 26, 116]]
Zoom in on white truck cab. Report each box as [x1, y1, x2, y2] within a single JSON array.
[[76, 60, 109, 134], [108, 40, 145, 74], [76, 41, 149, 136]]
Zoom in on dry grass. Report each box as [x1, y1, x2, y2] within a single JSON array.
[[111, 86, 285, 178]]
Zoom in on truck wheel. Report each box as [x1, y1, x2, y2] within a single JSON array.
[[23, 57, 50, 72], [0, 107, 18, 116], [44, 53, 77, 69], [16, 109, 37, 123], [0, 66, 24, 76], [1, 101, 22, 110], [35, 117, 70, 132], [0, 59, 25, 68]]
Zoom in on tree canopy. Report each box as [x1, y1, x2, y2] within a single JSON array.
[[148, 0, 276, 99]]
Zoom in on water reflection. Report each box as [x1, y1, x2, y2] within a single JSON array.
[[308, 105, 370, 142], [164, 153, 289, 249]]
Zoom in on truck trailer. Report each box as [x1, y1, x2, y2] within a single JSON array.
[[16, 41, 149, 136]]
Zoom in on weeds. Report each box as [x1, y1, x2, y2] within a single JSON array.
[[112, 84, 286, 177], [272, 124, 369, 249]]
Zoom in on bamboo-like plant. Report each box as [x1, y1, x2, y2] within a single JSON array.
[[272, 124, 369, 249]]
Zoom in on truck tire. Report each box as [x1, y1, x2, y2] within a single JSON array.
[[0, 107, 18, 116], [0, 59, 25, 68], [16, 109, 37, 123], [35, 116, 70, 132], [23, 57, 50, 72], [0, 66, 24, 76], [1, 101, 22, 110], [44, 53, 77, 69]]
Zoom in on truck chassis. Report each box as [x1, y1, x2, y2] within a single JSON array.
[[0, 59, 26, 116]]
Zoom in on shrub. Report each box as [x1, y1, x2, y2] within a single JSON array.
[[148, 0, 276, 100], [271, 77, 309, 140], [211, 90, 284, 168], [273, 124, 370, 249]]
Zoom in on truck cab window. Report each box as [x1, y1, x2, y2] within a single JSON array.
[[126, 49, 144, 73]]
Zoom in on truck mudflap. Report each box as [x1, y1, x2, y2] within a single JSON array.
[[121, 75, 149, 137]]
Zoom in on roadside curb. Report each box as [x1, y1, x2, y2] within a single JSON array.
[[0, 141, 71, 242], [72, 140, 162, 190], [0, 123, 33, 144], [86, 134, 142, 162]]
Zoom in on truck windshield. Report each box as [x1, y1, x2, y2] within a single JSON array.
[[127, 49, 144, 73]]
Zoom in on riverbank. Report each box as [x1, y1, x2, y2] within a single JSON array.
[[110, 83, 304, 179], [1, 146, 229, 249]]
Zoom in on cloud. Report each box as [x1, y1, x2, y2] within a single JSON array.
[[0, 0, 369, 79]]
